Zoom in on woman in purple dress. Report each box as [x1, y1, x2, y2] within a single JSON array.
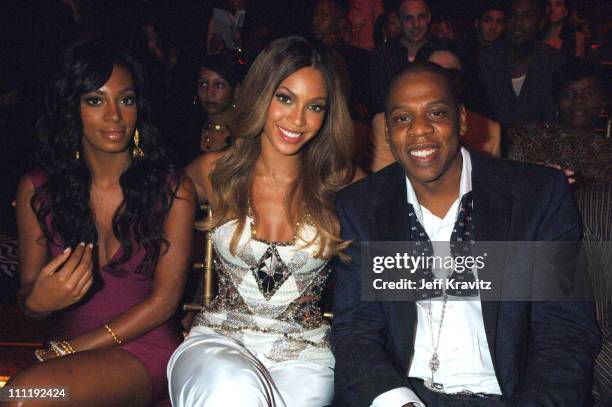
[[6, 41, 195, 406]]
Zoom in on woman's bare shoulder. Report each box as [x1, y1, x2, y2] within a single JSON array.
[[185, 151, 224, 202]]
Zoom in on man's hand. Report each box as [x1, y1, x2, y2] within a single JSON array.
[[543, 163, 575, 184]]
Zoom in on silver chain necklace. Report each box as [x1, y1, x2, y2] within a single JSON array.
[[426, 292, 448, 391]]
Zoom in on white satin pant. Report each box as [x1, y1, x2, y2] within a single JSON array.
[[167, 332, 334, 407]]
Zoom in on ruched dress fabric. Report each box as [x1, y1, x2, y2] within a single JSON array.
[[29, 169, 181, 403], [167, 218, 334, 407]]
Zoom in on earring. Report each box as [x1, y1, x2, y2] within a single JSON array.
[[193, 96, 198, 106], [232, 102, 236, 109], [75, 150, 80, 160], [132, 129, 144, 159]]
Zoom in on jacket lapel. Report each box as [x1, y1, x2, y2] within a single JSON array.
[[369, 163, 411, 242]]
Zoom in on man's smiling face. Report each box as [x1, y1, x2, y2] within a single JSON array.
[[385, 69, 466, 189]]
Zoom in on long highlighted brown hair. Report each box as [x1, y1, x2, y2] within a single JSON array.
[[209, 36, 355, 258]]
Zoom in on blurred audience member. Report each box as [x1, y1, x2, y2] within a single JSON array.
[[207, 0, 247, 55], [430, 17, 455, 40], [370, 0, 433, 114], [460, 2, 505, 89], [543, 0, 587, 58], [476, 2, 506, 48], [312, 0, 371, 122], [312, 0, 345, 47], [506, 60, 612, 189], [176, 53, 245, 165], [347, 0, 384, 50], [479, 0, 566, 126], [139, 22, 180, 88], [373, 9, 401, 47]]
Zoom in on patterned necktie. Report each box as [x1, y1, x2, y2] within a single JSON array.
[[409, 192, 478, 299]]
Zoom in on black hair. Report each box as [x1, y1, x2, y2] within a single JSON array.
[[198, 51, 247, 88], [395, 0, 432, 16], [385, 61, 460, 113], [508, 0, 547, 19], [32, 40, 179, 277], [414, 40, 468, 71], [552, 60, 609, 102], [477, 0, 507, 19], [373, 10, 396, 47]]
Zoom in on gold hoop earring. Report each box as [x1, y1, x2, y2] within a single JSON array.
[[75, 150, 80, 160], [132, 129, 144, 159]]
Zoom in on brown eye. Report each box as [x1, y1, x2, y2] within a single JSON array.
[[85, 96, 102, 106], [275, 93, 291, 104], [393, 114, 411, 123], [309, 104, 326, 113], [429, 109, 447, 119], [121, 96, 136, 105]]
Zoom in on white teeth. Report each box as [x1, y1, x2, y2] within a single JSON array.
[[410, 148, 436, 158], [278, 126, 301, 138]]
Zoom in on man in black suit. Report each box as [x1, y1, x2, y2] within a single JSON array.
[[478, 0, 566, 126], [331, 62, 600, 406]]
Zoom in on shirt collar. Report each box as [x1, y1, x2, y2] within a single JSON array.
[[405, 147, 472, 224]]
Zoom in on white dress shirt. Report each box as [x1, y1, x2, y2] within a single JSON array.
[[372, 148, 502, 407]]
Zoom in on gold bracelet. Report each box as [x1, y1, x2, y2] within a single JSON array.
[[103, 323, 123, 345], [35, 339, 75, 362], [48, 341, 65, 357], [57, 339, 76, 354]]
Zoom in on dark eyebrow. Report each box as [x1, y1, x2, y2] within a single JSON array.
[[277, 85, 327, 104], [388, 105, 409, 114], [387, 100, 452, 113], [91, 87, 136, 95], [277, 85, 296, 96]]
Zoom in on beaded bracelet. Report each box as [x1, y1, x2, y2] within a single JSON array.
[[103, 323, 123, 345], [34, 339, 75, 362]]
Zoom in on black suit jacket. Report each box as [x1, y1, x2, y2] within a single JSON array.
[[478, 40, 566, 127], [331, 151, 601, 406]]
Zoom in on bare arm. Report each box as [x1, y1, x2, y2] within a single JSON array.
[[185, 151, 223, 204]]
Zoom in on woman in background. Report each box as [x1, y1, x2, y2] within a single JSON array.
[[175, 52, 245, 165], [168, 36, 362, 407], [373, 9, 401, 47], [507, 60, 611, 189], [543, 0, 587, 58], [6, 41, 195, 407]]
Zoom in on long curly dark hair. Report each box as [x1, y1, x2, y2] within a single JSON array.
[[32, 40, 178, 277]]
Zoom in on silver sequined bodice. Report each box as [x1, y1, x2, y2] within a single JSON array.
[[193, 219, 334, 367]]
